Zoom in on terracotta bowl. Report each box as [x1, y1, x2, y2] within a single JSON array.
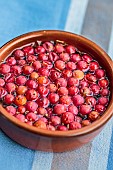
[[0, 30, 113, 152]]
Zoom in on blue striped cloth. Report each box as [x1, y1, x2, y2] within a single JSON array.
[[0, 0, 113, 170]]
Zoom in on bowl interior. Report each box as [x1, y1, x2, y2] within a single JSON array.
[[0, 30, 113, 137]]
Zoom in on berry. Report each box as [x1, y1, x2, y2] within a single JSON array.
[[72, 95, 84, 106], [69, 122, 82, 130], [62, 112, 74, 124], [6, 106, 16, 115], [54, 104, 66, 115]]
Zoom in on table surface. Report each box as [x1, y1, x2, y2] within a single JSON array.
[[0, 0, 113, 170]]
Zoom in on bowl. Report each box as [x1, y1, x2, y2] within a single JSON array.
[[0, 30, 113, 152]]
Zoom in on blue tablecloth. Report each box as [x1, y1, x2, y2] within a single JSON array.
[[0, 0, 113, 170]]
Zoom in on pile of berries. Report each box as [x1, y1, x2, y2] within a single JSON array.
[[0, 40, 110, 131]]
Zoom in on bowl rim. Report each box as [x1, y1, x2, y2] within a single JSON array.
[[0, 30, 113, 137]]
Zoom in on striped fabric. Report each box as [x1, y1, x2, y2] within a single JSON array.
[[0, 0, 113, 170]]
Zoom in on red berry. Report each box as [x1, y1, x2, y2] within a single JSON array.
[[23, 65, 34, 75], [98, 79, 109, 88], [90, 84, 100, 95], [67, 77, 79, 86], [4, 94, 14, 104], [68, 86, 79, 96], [38, 68, 49, 76], [16, 76, 27, 85], [59, 52, 70, 62], [35, 46, 46, 54], [68, 105, 78, 115], [57, 125, 68, 131], [79, 104, 91, 115], [26, 101, 38, 112], [26, 79, 37, 89], [13, 49, 24, 60], [38, 85, 49, 97], [27, 55, 37, 62], [0, 64, 10, 74], [98, 97, 108, 105], [38, 53, 48, 61], [55, 60, 65, 70], [33, 61, 41, 71], [95, 69, 105, 79], [48, 52, 59, 62], [37, 97, 50, 108], [6, 56, 16, 65], [65, 45, 76, 54], [72, 95, 84, 106], [69, 121, 82, 130], [17, 86, 27, 95], [0, 78, 5, 87], [5, 83, 16, 93], [6, 106, 16, 115], [55, 44, 65, 53], [62, 69, 72, 79], [71, 54, 81, 62], [15, 95, 27, 106], [17, 106, 26, 114], [26, 89, 38, 100], [60, 95, 72, 105], [47, 125, 55, 131], [16, 114, 25, 122], [89, 61, 99, 71], [85, 96, 96, 106], [17, 59, 26, 66], [54, 104, 66, 115], [34, 120, 46, 129], [4, 73, 15, 83], [56, 78, 67, 87], [50, 116, 61, 126], [38, 76, 49, 86], [37, 107, 47, 115], [43, 41, 54, 52], [66, 62, 76, 70], [77, 60, 89, 72], [82, 54, 92, 63], [100, 88, 109, 96], [23, 45, 34, 55], [0, 87, 7, 98], [48, 93, 59, 104], [95, 104, 105, 113], [58, 87, 68, 96], [47, 83, 57, 93], [11, 65, 22, 75], [26, 112, 37, 121], [62, 112, 74, 124]]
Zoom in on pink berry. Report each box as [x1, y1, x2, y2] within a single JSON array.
[[59, 52, 70, 62], [71, 54, 81, 62], [26, 80, 38, 89], [90, 84, 100, 95], [6, 106, 16, 115], [0, 78, 5, 87], [55, 44, 65, 53], [98, 97, 108, 105], [67, 77, 79, 86], [58, 87, 68, 96], [100, 88, 109, 96], [55, 60, 65, 70], [38, 53, 48, 61], [82, 54, 92, 63], [47, 124, 55, 131], [16, 76, 27, 85], [26, 89, 38, 100], [37, 97, 50, 108], [5, 83, 16, 93], [72, 95, 84, 106], [68, 105, 78, 115], [60, 95, 72, 106], [62, 112, 74, 124], [23, 45, 34, 55], [77, 60, 89, 72], [11, 65, 22, 75], [68, 86, 79, 96], [38, 85, 49, 97], [16, 114, 25, 122], [37, 107, 47, 115], [85, 96, 96, 106], [95, 104, 105, 113], [98, 79, 109, 88], [89, 61, 99, 71], [23, 65, 34, 75], [65, 45, 76, 54], [26, 112, 37, 121], [6, 56, 16, 65], [57, 125, 68, 131], [54, 104, 66, 115], [35, 46, 46, 54], [43, 41, 54, 52], [33, 61, 41, 71], [95, 69, 105, 79], [48, 93, 59, 104], [66, 61, 76, 70], [56, 78, 67, 87], [0, 87, 7, 98], [4, 94, 14, 104], [50, 116, 61, 126], [62, 69, 72, 79], [0, 64, 10, 74], [38, 68, 49, 76], [79, 104, 91, 115], [48, 52, 59, 62], [69, 121, 82, 130], [13, 49, 24, 60], [26, 101, 38, 112]]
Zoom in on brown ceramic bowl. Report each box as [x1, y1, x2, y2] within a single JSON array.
[[0, 30, 113, 152]]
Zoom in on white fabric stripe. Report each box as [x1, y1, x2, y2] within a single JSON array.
[[64, 0, 89, 34], [88, 23, 113, 170], [32, 151, 53, 170], [32, 1, 89, 170]]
